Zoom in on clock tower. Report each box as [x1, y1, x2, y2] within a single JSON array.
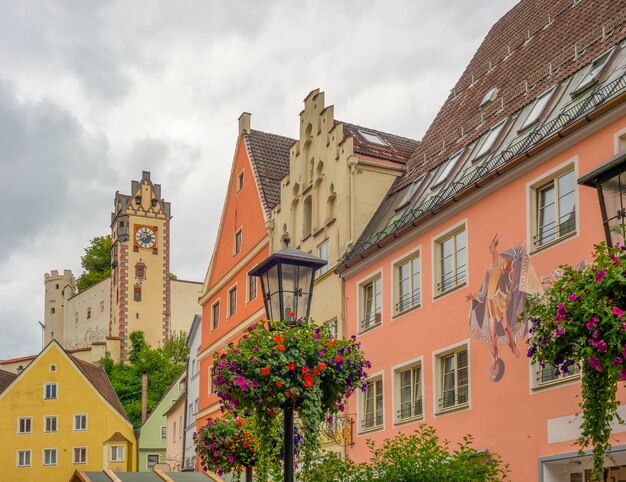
[[110, 171, 172, 361]]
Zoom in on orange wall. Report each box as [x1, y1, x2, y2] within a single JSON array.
[[198, 136, 268, 427], [344, 117, 626, 481]]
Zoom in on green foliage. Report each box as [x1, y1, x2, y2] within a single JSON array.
[[301, 424, 508, 482], [102, 330, 188, 428], [525, 242, 626, 481], [76, 235, 112, 292]]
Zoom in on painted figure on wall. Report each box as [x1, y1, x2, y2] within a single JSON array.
[[466, 234, 542, 381]]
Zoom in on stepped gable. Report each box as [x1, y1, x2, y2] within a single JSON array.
[[0, 369, 17, 395], [72, 356, 127, 419], [396, 0, 626, 192], [244, 129, 295, 217], [340, 121, 419, 164]]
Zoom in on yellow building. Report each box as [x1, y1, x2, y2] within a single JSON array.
[[0, 340, 136, 481]]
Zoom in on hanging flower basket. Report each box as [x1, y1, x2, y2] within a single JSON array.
[[525, 242, 626, 481]]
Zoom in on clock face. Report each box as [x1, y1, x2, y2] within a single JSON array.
[[135, 227, 156, 249]]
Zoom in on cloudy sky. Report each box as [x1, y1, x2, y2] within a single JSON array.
[[0, 0, 519, 359]]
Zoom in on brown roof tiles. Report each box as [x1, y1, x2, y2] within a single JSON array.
[[72, 356, 127, 420], [340, 121, 419, 164], [0, 369, 17, 395]]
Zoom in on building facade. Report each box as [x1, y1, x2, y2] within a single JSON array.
[[43, 172, 201, 362], [0, 341, 136, 481], [338, 1, 626, 481], [184, 315, 202, 470]]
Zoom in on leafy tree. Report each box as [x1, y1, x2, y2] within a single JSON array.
[[102, 330, 189, 427], [76, 235, 112, 292]]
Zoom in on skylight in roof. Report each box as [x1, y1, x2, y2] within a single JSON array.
[[573, 48, 614, 95], [396, 174, 426, 210], [520, 86, 556, 130], [359, 130, 388, 146], [480, 87, 498, 108], [431, 150, 463, 188], [473, 119, 507, 159]]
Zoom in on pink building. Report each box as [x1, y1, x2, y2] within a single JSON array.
[[338, 1, 626, 481]]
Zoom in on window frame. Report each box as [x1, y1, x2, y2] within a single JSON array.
[[392, 247, 422, 316], [393, 357, 424, 425], [531, 361, 581, 390], [147, 453, 160, 470], [234, 228, 242, 256], [17, 417, 32, 434], [237, 170, 244, 192], [519, 85, 557, 132], [430, 150, 464, 189], [433, 222, 468, 297], [111, 446, 125, 463], [572, 47, 615, 96], [359, 373, 384, 433], [43, 448, 58, 466], [44, 415, 57, 433], [161, 426, 167, 439], [528, 163, 578, 252], [227, 285, 237, 318], [434, 342, 470, 415], [17, 450, 31, 468], [473, 118, 508, 160], [44, 382, 58, 400], [73, 414, 88, 431], [73, 447, 87, 465], [357, 271, 383, 333], [247, 271, 257, 303], [211, 300, 220, 331], [316, 238, 330, 276]]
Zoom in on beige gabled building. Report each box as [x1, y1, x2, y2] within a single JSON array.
[[269, 89, 419, 338]]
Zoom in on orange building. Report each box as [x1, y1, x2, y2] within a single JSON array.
[[337, 1, 626, 481], [196, 114, 293, 430]]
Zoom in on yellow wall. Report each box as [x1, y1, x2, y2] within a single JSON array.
[[0, 342, 136, 481]]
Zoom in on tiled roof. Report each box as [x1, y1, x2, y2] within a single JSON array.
[[340, 121, 419, 164], [396, 0, 626, 191], [244, 129, 295, 217], [73, 357, 127, 420], [0, 369, 17, 394]]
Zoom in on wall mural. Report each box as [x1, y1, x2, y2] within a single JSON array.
[[467, 234, 542, 381]]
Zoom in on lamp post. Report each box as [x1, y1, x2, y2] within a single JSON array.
[[578, 151, 626, 245], [249, 237, 327, 482]]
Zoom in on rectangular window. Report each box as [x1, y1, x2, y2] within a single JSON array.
[[74, 414, 87, 431], [18, 417, 32, 434], [534, 362, 580, 389], [474, 119, 507, 159], [43, 448, 57, 466], [188, 403, 194, 425], [533, 169, 576, 249], [44, 416, 57, 433], [44, 383, 57, 400], [208, 370, 215, 395], [234, 229, 242, 255], [111, 446, 124, 462], [248, 274, 257, 302], [237, 171, 244, 192], [316, 239, 330, 276], [134, 285, 142, 302], [360, 276, 382, 332], [147, 454, 159, 469], [161, 426, 167, 439], [172, 421, 177, 441], [396, 364, 423, 422], [73, 447, 87, 464], [395, 253, 421, 314], [431, 150, 463, 188], [573, 49, 613, 95], [17, 450, 31, 467], [228, 286, 237, 317], [179, 416, 183, 439], [520, 86, 556, 130], [438, 347, 469, 412], [211, 301, 220, 331], [435, 227, 467, 295], [362, 377, 383, 431], [87, 307, 91, 319]]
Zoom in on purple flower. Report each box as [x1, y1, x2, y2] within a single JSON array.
[[253, 345, 259, 352], [555, 303, 567, 323], [555, 326, 564, 337], [613, 357, 623, 367], [596, 270, 606, 282], [588, 356, 603, 372], [621, 369, 626, 381], [586, 317, 598, 330], [590, 338, 607, 352], [227, 456, 235, 463], [235, 375, 249, 391], [568, 293, 580, 302]]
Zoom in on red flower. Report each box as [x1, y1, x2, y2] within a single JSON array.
[[317, 362, 327, 371], [335, 355, 342, 363], [327, 339, 336, 347], [313, 369, 320, 376], [303, 374, 313, 389], [287, 362, 296, 371], [236, 417, 244, 427], [261, 367, 270, 376], [275, 380, 283, 387], [243, 440, 249, 447], [289, 311, 295, 317], [273, 335, 284, 343], [277, 344, 286, 352], [301, 366, 310, 374], [286, 388, 295, 398]]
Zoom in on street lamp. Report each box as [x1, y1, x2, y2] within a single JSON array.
[[249, 236, 327, 482], [578, 151, 626, 245]]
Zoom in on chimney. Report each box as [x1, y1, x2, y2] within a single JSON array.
[[238, 112, 251, 135], [141, 370, 148, 425]]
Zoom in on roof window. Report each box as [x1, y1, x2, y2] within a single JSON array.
[[359, 130, 388, 146], [473, 119, 507, 159], [520, 86, 557, 131], [573, 48, 614, 96], [396, 174, 426, 211], [431, 150, 464, 188], [480, 87, 498, 108]]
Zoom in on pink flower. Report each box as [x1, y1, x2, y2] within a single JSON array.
[[613, 306, 625, 318], [589, 356, 603, 372], [596, 270, 606, 282], [586, 317, 598, 330], [568, 293, 580, 302], [614, 357, 623, 367], [621, 369, 626, 381], [590, 339, 607, 352], [555, 303, 567, 323], [555, 326, 564, 337]]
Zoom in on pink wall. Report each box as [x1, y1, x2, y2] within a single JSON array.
[[344, 117, 626, 481]]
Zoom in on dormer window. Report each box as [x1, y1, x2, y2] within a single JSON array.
[[480, 87, 498, 108], [431, 150, 464, 188], [473, 119, 507, 159], [573, 48, 614, 96], [520, 86, 557, 131], [359, 130, 388, 146]]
